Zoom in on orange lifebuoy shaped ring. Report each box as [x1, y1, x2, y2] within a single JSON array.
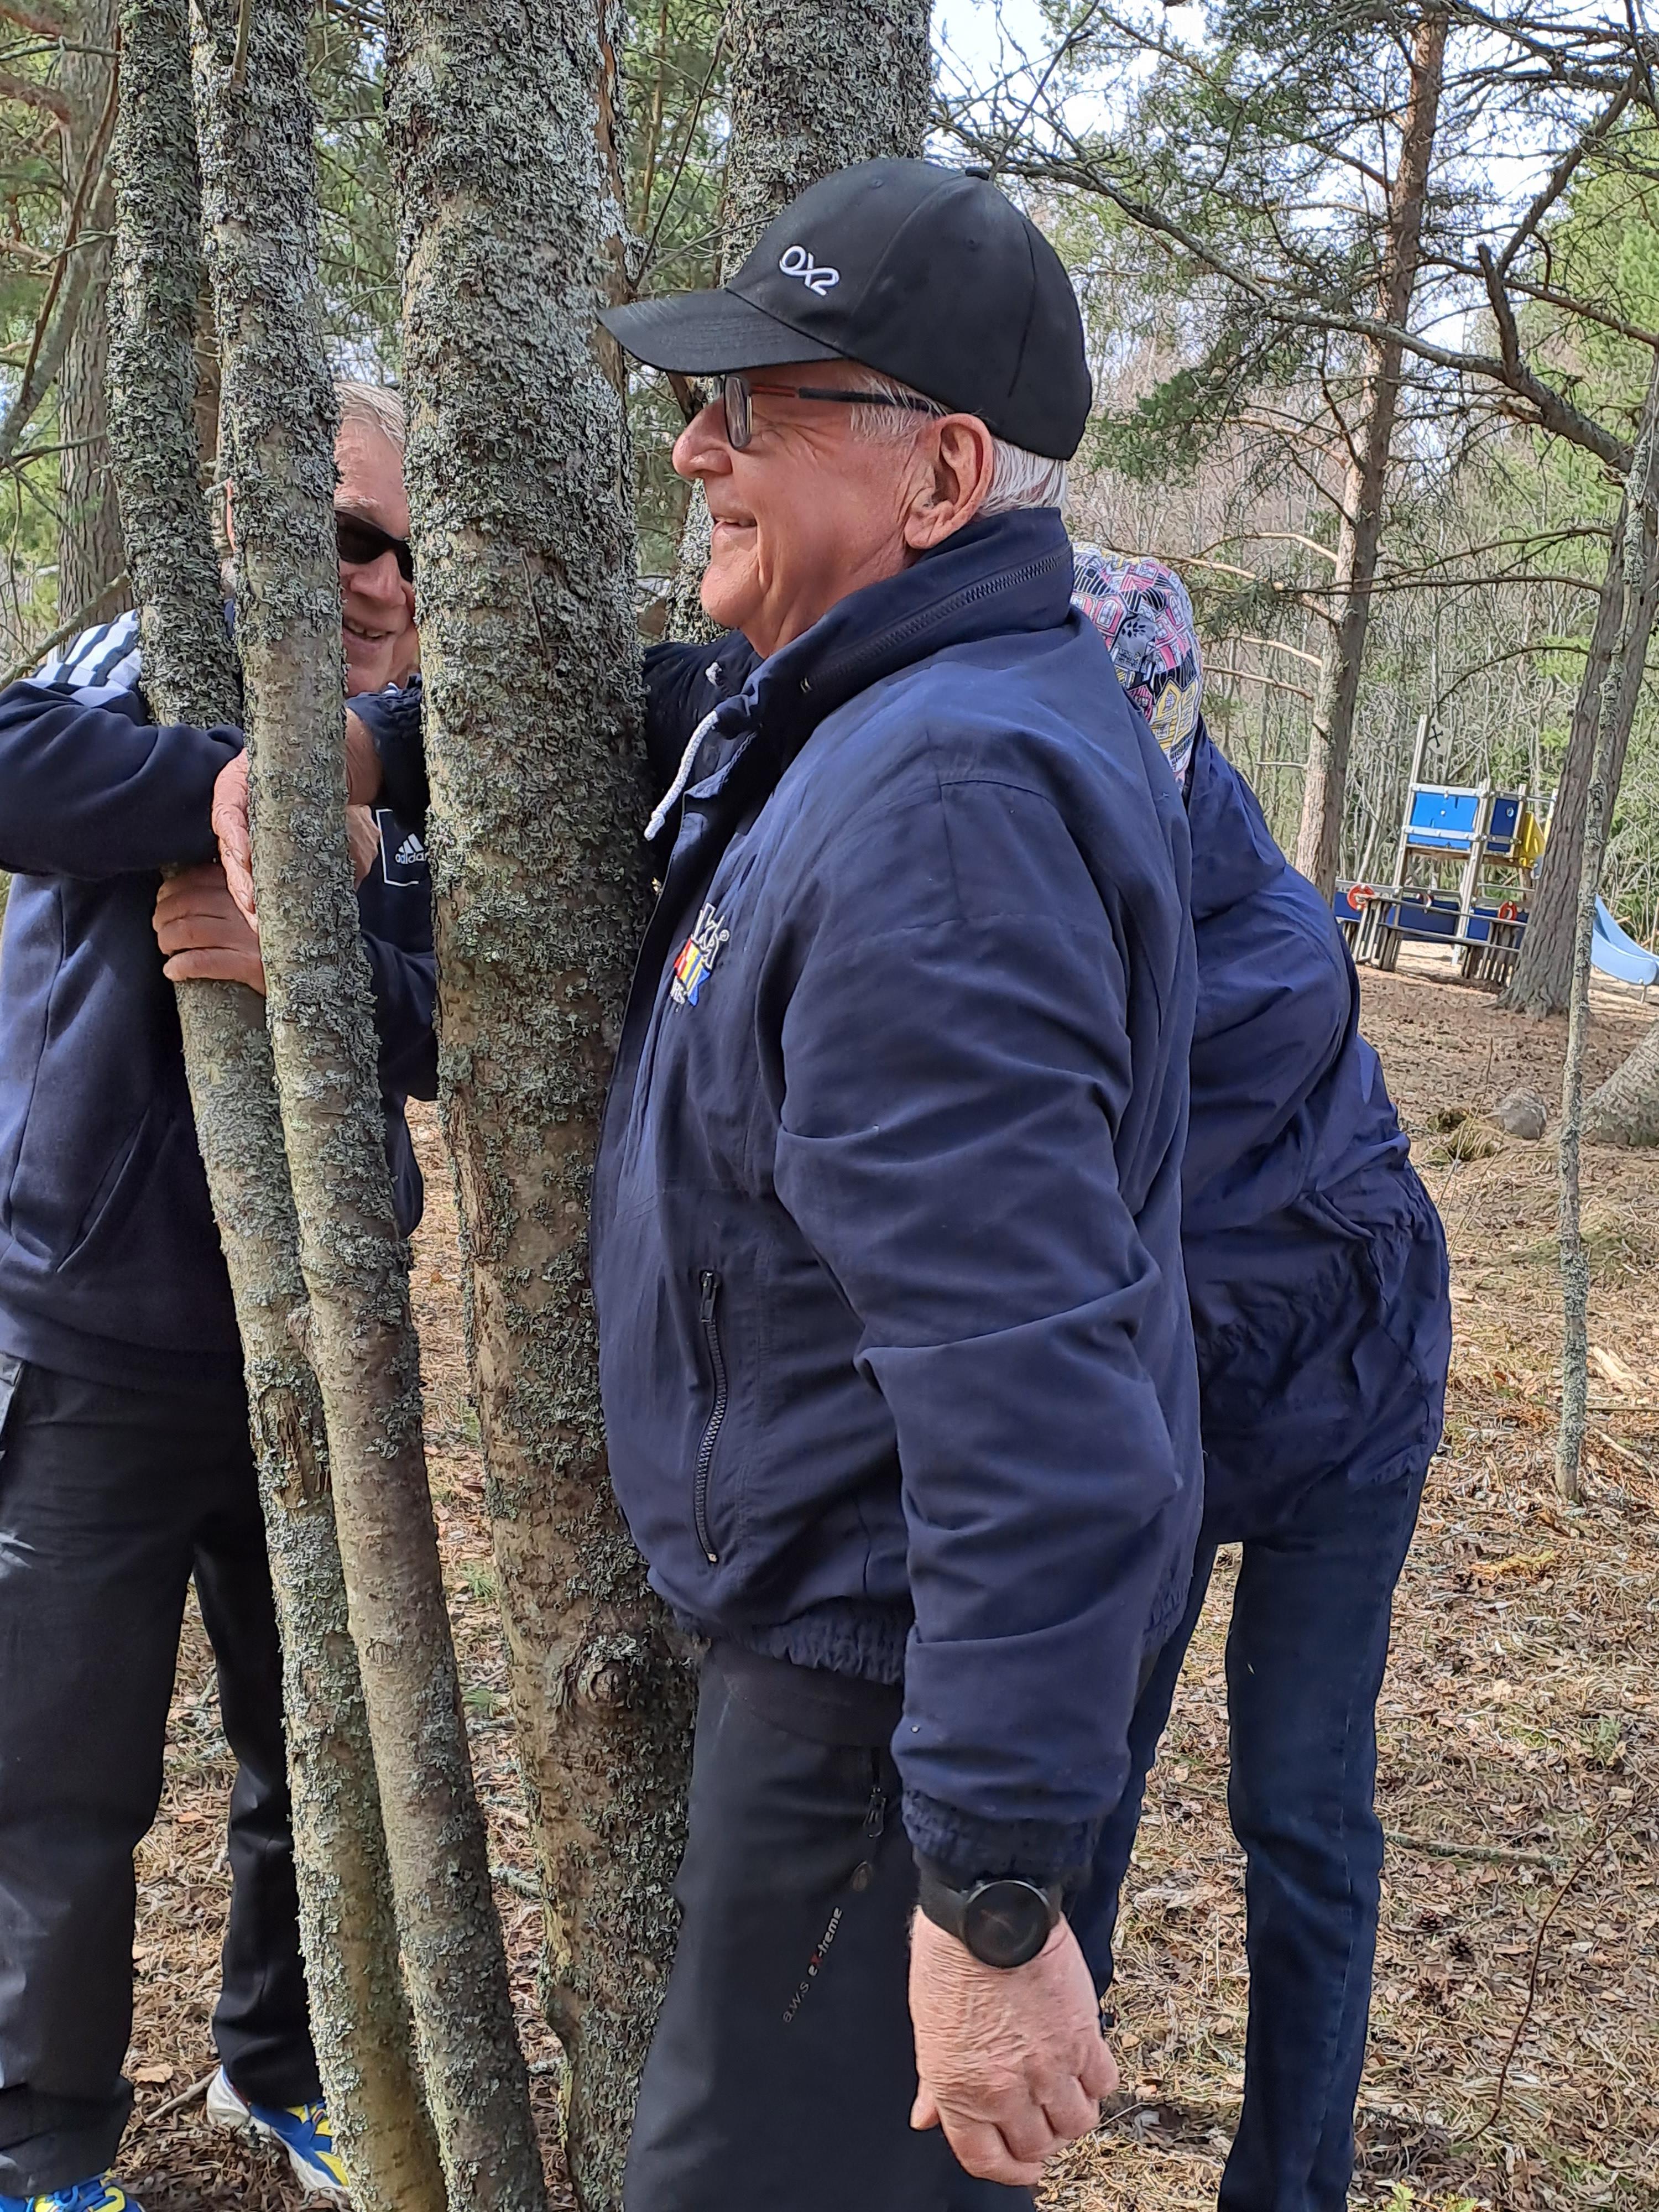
[[1346, 884, 1375, 912], [1498, 900, 1519, 924]]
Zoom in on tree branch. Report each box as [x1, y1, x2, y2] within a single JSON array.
[[0, 64, 69, 118]]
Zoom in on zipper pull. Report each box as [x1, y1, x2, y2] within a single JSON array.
[[864, 1784, 887, 1841], [699, 1269, 718, 1318]]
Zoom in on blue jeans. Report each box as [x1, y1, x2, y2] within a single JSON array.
[[1071, 1458, 1426, 2212]]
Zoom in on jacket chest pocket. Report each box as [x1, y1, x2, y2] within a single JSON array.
[[693, 1270, 728, 1563]]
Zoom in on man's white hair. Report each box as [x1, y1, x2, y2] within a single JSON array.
[[844, 371, 1068, 515], [335, 378, 406, 456]]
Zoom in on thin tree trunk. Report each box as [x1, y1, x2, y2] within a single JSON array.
[[1502, 503, 1659, 1016], [1556, 356, 1659, 1503], [1293, 6, 1447, 899], [106, 7, 442, 2205], [386, 4, 694, 2203], [188, 2, 545, 2204], [667, 0, 933, 637], [59, 0, 127, 617]]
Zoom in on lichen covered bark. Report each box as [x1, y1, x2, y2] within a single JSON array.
[[107, 7, 441, 2204], [667, 0, 932, 634], [188, 1, 543, 2203], [385, 3, 698, 2201]]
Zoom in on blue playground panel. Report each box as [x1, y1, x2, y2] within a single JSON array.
[[1382, 893, 1513, 944], [1404, 787, 1524, 857], [1333, 883, 1658, 987]]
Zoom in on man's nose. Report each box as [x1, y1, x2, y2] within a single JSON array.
[[341, 547, 405, 601], [673, 399, 729, 481]]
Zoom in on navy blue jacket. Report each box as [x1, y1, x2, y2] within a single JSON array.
[[646, 628, 1450, 1550], [596, 510, 1202, 1886], [0, 613, 437, 1390], [1179, 729, 1448, 1533]]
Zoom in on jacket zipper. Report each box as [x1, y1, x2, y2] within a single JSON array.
[[694, 1270, 727, 1563]]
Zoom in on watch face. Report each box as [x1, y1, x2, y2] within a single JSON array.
[[962, 1879, 1053, 1969]]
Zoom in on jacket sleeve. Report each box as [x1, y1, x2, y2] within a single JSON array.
[[348, 681, 428, 831], [0, 677, 242, 878], [769, 776, 1193, 1888], [360, 931, 437, 1102]]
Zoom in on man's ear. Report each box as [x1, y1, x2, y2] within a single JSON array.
[[902, 416, 996, 551]]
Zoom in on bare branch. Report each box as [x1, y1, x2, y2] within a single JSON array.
[[0, 63, 69, 118]]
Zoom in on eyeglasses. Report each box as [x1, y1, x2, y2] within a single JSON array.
[[336, 510, 414, 583], [712, 372, 938, 451]]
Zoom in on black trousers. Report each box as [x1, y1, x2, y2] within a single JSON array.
[[0, 1356, 318, 2198], [625, 1645, 1035, 2212]]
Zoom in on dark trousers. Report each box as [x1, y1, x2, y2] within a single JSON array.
[[626, 1646, 1034, 2212], [0, 1357, 317, 2198], [1070, 1459, 1426, 2212]]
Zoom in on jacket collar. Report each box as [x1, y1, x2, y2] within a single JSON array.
[[705, 508, 1074, 780]]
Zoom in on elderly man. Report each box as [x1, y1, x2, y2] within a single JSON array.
[[0, 383, 432, 2212], [273, 160, 1201, 2207], [598, 159, 1201, 2208]]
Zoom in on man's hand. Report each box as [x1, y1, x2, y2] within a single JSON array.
[[211, 750, 258, 929], [346, 803, 382, 886], [909, 1910, 1116, 2187], [212, 711, 384, 929], [153, 863, 266, 994]]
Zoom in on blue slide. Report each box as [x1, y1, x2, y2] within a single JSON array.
[[1593, 896, 1659, 988]]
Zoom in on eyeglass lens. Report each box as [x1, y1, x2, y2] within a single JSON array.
[[721, 374, 753, 451], [336, 512, 414, 583]]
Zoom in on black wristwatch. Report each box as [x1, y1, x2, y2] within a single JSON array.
[[916, 1864, 1063, 1969]]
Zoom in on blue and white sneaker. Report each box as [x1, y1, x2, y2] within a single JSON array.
[[0, 2183, 143, 2212], [205, 2068, 349, 2203]]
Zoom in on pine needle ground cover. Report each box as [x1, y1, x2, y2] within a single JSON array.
[[119, 963, 1657, 2212]]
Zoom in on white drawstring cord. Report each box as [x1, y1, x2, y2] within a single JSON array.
[[645, 706, 722, 842]]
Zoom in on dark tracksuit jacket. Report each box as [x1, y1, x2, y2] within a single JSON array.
[[363, 508, 1204, 1890], [643, 604, 1451, 1553], [0, 611, 437, 1390]]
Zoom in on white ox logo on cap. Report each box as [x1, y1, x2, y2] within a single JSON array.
[[779, 244, 839, 296]]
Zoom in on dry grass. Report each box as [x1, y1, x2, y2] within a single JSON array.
[[120, 960, 1659, 2212]]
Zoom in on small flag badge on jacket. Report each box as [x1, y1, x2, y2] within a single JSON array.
[[671, 902, 731, 1008]]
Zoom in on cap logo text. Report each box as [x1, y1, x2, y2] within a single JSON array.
[[779, 244, 839, 296]]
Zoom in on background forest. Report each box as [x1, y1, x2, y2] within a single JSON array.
[[3, 0, 1657, 937]]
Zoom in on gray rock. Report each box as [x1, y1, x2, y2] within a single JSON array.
[[1495, 1088, 1548, 1141]]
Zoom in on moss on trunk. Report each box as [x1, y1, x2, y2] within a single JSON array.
[[385, 3, 699, 2202], [107, 4, 441, 2203]]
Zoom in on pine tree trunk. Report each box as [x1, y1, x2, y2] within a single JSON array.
[[1585, 1014, 1659, 1145], [1502, 501, 1659, 1016], [385, 5, 695, 2203], [1555, 357, 1659, 1502], [58, 0, 128, 617], [107, 7, 442, 2205], [1293, 6, 1446, 899], [666, 0, 933, 637], [188, 2, 544, 2203]]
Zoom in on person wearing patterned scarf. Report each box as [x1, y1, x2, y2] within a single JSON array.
[[1068, 542, 1452, 2212], [1070, 547, 1203, 789]]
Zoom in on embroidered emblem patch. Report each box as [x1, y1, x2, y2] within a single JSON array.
[[671, 902, 731, 1008]]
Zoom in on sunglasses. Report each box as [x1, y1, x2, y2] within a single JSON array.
[[704, 372, 938, 451], [336, 510, 414, 583]]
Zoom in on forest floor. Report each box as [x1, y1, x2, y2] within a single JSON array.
[[121, 956, 1659, 2212]]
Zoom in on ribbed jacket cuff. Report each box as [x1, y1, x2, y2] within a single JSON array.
[[902, 1790, 1097, 1889]]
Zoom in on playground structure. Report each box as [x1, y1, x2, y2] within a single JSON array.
[[1334, 723, 1659, 993]]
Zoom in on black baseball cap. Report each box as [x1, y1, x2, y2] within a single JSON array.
[[600, 158, 1093, 462]]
